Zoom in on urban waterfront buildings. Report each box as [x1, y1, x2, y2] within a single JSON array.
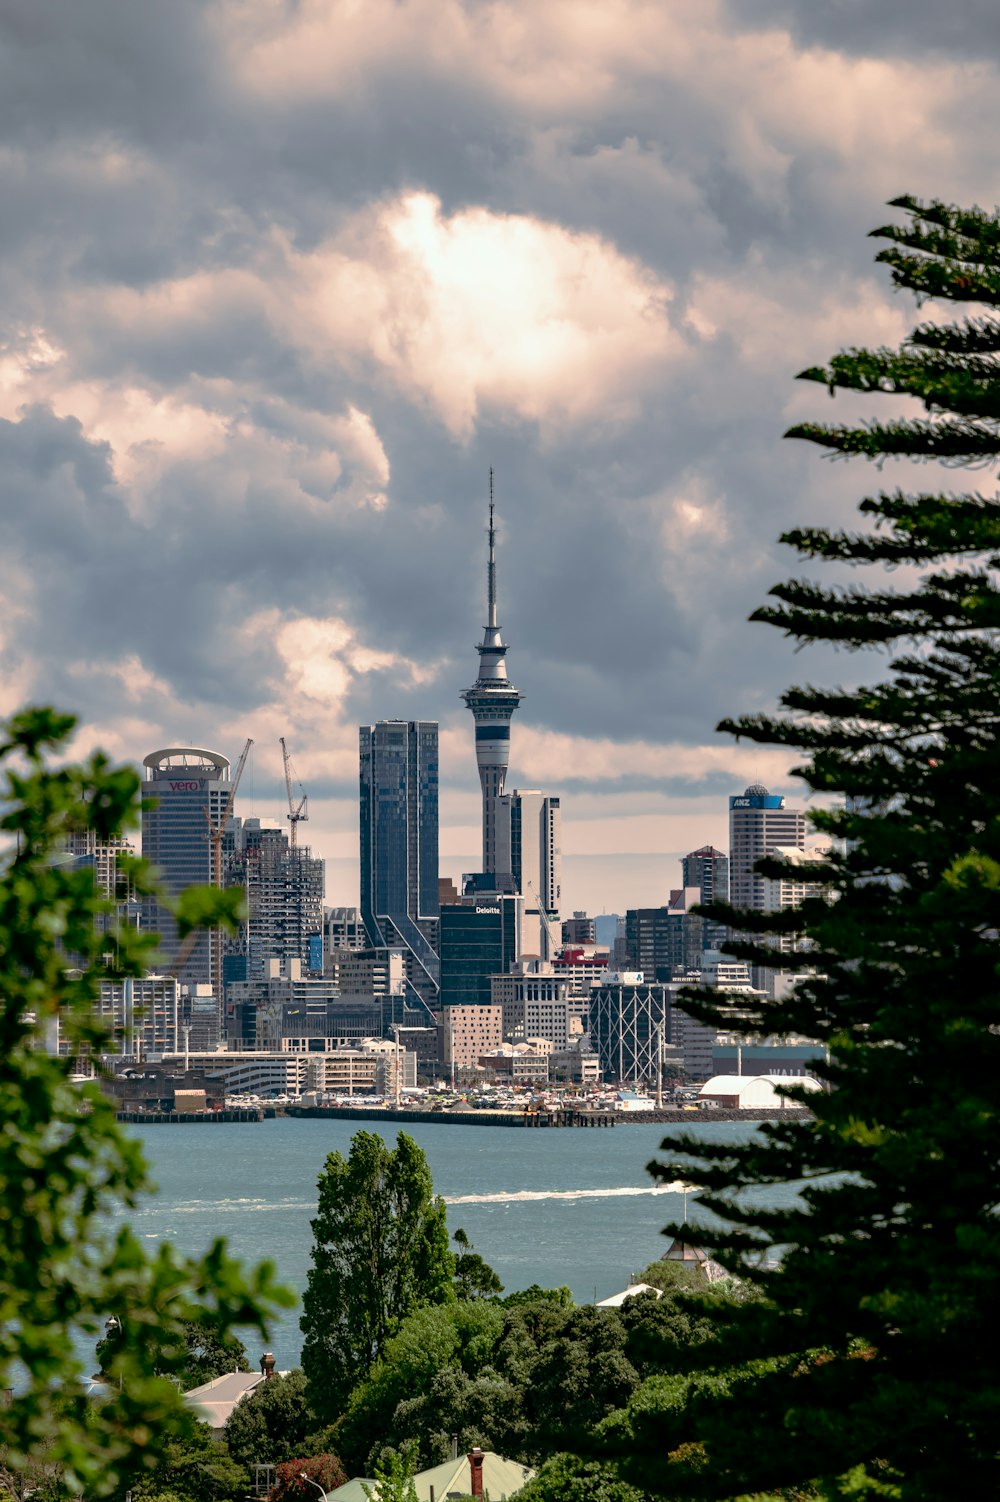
[[359, 719, 440, 1006], [141, 747, 232, 988], [462, 492, 522, 883]]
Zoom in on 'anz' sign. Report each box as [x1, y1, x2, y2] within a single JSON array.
[[169, 780, 203, 792]]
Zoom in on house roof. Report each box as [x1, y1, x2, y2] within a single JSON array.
[[183, 1370, 289, 1429], [327, 1452, 535, 1502], [596, 1282, 663, 1307]]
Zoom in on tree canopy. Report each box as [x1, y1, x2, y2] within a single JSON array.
[[0, 709, 289, 1496], [300, 1132, 454, 1423], [596, 196, 1000, 1499]]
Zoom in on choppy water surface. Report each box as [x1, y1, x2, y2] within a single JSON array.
[[124, 1116, 771, 1365]]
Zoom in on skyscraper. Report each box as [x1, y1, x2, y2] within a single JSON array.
[[225, 818, 324, 982], [462, 485, 522, 881], [728, 783, 806, 993], [729, 785, 806, 912], [359, 720, 440, 1004], [682, 845, 730, 908], [499, 788, 561, 958], [681, 844, 730, 952], [141, 747, 232, 987]]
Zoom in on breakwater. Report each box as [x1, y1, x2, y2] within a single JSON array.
[[287, 1105, 807, 1128], [620, 1107, 810, 1125], [115, 1105, 808, 1128], [285, 1105, 615, 1127]]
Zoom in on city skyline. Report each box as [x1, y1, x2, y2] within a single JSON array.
[[3, 5, 993, 914]]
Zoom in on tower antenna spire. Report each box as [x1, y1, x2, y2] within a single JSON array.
[[487, 467, 497, 629], [463, 467, 522, 879]]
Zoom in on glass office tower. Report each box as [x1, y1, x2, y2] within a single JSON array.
[[359, 720, 440, 1006]]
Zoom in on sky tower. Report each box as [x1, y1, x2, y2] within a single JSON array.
[[462, 475, 523, 879]]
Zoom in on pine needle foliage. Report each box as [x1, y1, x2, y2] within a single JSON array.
[[598, 199, 1000, 1499]]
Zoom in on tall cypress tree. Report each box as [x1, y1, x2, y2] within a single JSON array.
[[301, 1131, 454, 1423], [598, 198, 1000, 1500]]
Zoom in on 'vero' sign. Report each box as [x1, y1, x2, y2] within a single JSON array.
[[169, 780, 202, 792]]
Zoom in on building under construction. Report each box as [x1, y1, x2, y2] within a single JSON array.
[[225, 818, 324, 983]]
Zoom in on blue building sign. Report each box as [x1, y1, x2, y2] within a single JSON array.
[[729, 793, 785, 810]]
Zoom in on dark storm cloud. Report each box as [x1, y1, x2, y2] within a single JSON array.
[[722, 0, 1000, 61], [2, 0, 1000, 845]]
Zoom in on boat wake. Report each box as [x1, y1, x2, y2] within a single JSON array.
[[444, 1182, 697, 1205], [157, 1184, 700, 1214]]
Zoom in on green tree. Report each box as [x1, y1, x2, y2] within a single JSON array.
[[524, 1306, 639, 1448], [300, 1132, 454, 1423], [452, 1229, 504, 1301], [597, 197, 1000, 1499], [0, 709, 289, 1496], [517, 1452, 651, 1502], [336, 1301, 506, 1472], [223, 1371, 314, 1470], [96, 1318, 250, 1389], [105, 1421, 249, 1502], [362, 1449, 418, 1502]]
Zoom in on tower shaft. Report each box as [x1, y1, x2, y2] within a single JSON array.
[[462, 480, 522, 878]]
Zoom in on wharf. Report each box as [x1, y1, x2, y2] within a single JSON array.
[[116, 1108, 266, 1124], [285, 1105, 616, 1128]]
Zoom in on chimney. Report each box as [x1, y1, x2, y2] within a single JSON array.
[[260, 1352, 276, 1379], [451, 1435, 459, 1461], [467, 1449, 485, 1502]]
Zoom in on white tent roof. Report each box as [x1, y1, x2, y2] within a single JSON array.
[[596, 1282, 663, 1307]]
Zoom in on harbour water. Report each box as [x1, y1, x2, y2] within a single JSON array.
[[124, 1116, 776, 1365]]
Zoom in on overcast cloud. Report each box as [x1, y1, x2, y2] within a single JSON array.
[[1, 0, 997, 910]]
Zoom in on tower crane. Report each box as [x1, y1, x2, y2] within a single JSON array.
[[205, 737, 253, 994], [280, 736, 309, 849], [525, 879, 560, 961]]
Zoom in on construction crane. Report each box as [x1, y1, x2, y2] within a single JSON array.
[[525, 879, 560, 960], [280, 736, 309, 849], [205, 737, 253, 995]]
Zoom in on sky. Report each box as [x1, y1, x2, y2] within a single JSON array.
[[1, 1, 998, 914]]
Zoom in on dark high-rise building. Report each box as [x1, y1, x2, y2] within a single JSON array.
[[462, 485, 522, 881], [682, 846, 729, 907], [681, 844, 730, 951], [625, 893, 705, 982], [359, 720, 440, 1006], [439, 894, 523, 1010], [141, 747, 232, 987]]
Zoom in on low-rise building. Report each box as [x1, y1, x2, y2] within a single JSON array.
[[479, 1044, 549, 1083], [441, 1004, 504, 1073], [698, 1074, 821, 1109]]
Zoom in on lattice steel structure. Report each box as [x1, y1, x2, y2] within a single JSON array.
[[589, 979, 670, 1086]]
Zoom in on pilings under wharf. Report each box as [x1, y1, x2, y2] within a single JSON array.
[[285, 1105, 616, 1128]]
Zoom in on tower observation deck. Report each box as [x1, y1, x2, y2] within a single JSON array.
[[461, 481, 522, 878]]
